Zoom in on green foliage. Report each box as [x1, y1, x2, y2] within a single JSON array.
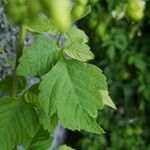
[[74, 0, 150, 149], [23, 84, 40, 107], [27, 127, 52, 150], [64, 27, 94, 62], [39, 112, 58, 133], [16, 25, 113, 134], [1, 1, 115, 149], [25, 15, 58, 34], [65, 26, 88, 44], [39, 59, 105, 134], [17, 35, 60, 76], [100, 90, 116, 109], [0, 97, 39, 150]]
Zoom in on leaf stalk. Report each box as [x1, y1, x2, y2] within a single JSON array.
[[12, 25, 26, 97]]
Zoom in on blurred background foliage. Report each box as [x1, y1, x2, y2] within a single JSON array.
[[0, 0, 150, 149], [67, 0, 150, 149]]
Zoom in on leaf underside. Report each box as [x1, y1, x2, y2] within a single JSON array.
[[39, 59, 107, 134], [17, 35, 60, 77], [14, 24, 114, 138]]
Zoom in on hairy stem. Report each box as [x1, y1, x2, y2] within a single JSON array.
[[12, 25, 26, 97]]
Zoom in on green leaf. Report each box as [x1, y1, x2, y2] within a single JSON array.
[[17, 35, 60, 77], [22, 84, 58, 133], [22, 85, 56, 149], [0, 97, 39, 150], [57, 145, 75, 150], [87, 65, 107, 90], [100, 90, 116, 109], [39, 59, 105, 134], [63, 42, 94, 62], [39, 111, 58, 133], [88, 66, 116, 109], [25, 15, 58, 34], [27, 127, 52, 150], [64, 27, 94, 62], [65, 26, 89, 44], [71, 5, 91, 22]]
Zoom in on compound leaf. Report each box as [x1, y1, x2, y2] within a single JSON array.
[[17, 35, 60, 77], [39, 59, 106, 134], [0, 97, 39, 150]]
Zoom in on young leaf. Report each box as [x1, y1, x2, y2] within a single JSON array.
[[17, 35, 60, 77], [0, 97, 39, 150], [63, 42, 94, 62], [57, 145, 75, 150], [25, 15, 58, 34], [65, 26, 88, 44], [26, 127, 52, 150], [39, 59, 105, 134], [64, 27, 94, 62], [23, 84, 40, 107]]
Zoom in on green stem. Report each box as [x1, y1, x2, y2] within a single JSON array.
[[56, 32, 62, 47], [12, 25, 26, 97]]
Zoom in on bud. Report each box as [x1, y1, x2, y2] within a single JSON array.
[[126, 0, 145, 21], [71, 4, 85, 19], [40, 0, 71, 31]]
